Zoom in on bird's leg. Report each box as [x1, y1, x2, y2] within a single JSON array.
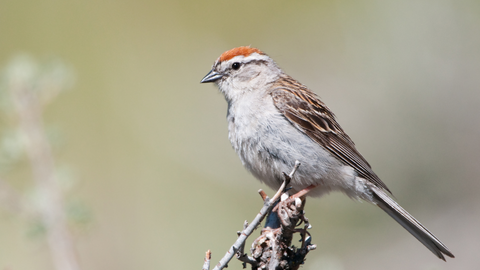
[[291, 184, 317, 199], [272, 184, 317, 213]]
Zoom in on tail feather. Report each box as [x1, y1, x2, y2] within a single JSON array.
[[371, 186, 454, 260]]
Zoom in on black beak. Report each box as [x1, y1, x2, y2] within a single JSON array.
[[200, 70, 223, 83]]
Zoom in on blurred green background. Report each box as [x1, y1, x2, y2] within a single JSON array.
[[1, 0, 479, 269]]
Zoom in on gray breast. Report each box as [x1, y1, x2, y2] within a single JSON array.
[[226, 95, 346, 193]]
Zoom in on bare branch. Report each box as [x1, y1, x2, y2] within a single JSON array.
[[236, 221, 258, 268], [212, 194, 275, 270], [205, 161, 314, 270]]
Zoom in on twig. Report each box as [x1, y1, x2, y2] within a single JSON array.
[[236, 221, 258, 268], [203, 250, 211, 270], [208, 161, 302, 270], [236, 221, 249, 258], [258, 190, 268, 201], [212, 195, 275, 270], [271, 161, 301, 203]]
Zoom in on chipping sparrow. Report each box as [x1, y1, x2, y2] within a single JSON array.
[[201, 46, 454, 260]]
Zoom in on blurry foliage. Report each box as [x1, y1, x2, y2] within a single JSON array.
[[26, 219, 47, 239], [0, 55, 91, 232]]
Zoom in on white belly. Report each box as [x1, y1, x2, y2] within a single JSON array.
[[226, 95, 371, 200]]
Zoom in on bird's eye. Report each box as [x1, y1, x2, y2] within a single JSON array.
[[232, 62, 241, 70]]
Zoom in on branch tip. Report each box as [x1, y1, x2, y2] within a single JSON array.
[[289, 161, 301, 178], [258, 190, 268, 201], [203, 250, 212, 270]]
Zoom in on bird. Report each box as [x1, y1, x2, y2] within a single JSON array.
[[200, 46, 454, 260]]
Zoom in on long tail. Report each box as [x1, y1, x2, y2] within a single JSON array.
[[370, 186, 454, 260]]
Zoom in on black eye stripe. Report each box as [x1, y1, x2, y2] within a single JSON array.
[[228, 59, 267, 71]]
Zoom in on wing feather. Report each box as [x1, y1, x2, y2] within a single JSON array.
[[270, 76, 391, 193]]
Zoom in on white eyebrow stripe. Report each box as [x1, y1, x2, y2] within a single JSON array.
[[226, 53, 270, 64]]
